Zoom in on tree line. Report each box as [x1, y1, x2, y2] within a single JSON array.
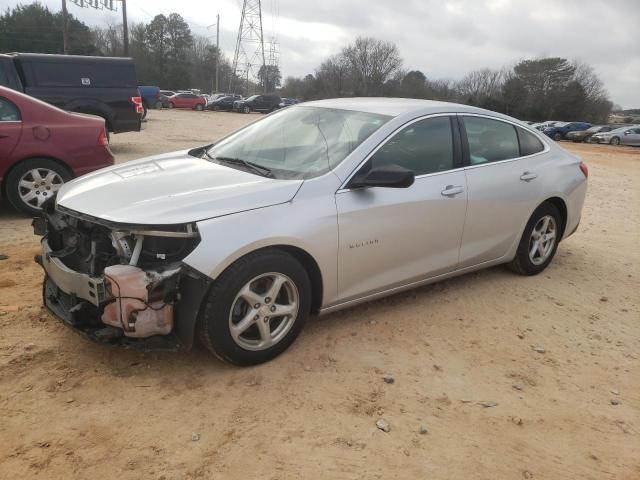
[[280, 36, 613, 123], [1, 3, 614, 122]]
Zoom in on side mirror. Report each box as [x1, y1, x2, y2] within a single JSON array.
[[348, 164, 415, 189]]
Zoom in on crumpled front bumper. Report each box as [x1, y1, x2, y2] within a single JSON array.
[[37, 241, 212, 352]]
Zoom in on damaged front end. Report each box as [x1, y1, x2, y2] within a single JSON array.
[[34, 201, 211, 351]]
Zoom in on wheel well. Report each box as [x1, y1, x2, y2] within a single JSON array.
[[272, 245, 324, 314], [1, 156, 74, 198], [544, 197, 567, 238]]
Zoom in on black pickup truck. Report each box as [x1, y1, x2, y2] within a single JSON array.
[[0, 53, 142, 134]]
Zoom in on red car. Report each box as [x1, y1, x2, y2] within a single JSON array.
[[167, 92, 206, 110], [0, 86, 113, 215]]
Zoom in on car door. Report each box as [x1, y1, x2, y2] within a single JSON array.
[[335, 115, 468, 302], [623, 127, 640, 145], [458, 115, 547, 268], [0, 96, 22, 161]]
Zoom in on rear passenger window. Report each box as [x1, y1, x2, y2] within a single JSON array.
[[0, 97, 20, 121], [369, 116, 454, 175], [463, 116, 519, 165], [517, 127, 545, 156]]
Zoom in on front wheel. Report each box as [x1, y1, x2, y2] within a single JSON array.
[[553, 133, 562, 141], [168, 102, 175, 109], [195, 104, 204, 111], [155, 101, 163, 109], [243, 106, 251, 114], [507, 202, 561, 276], [610, 137, 620, 146], [5, 158, 72, 216], [198, 249, 311, 365]]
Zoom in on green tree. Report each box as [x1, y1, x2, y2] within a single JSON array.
[[0, 2, 98, 55]]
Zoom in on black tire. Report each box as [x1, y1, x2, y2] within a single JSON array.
[[553, 132, 562, 141], [141, 104, 148, 119], [195, 104, 204, 111], [197, 249, 311, 366], [507, 202, 562, 276], [168, 102, 175, 109], [213, 105, 220, 111], [5, 158, 72, 216], [610, 137, 620, 146], [243, 106, 251, 114], [155, 101, 163, 109]]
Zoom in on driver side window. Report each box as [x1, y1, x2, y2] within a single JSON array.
[[369, 116, 454, 175]]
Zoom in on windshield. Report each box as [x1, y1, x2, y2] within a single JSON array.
[[245, 95, 259, 101], [205, 106, 391, 179]]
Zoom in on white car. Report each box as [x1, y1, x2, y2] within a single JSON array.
[[36, 98, 588, 365]]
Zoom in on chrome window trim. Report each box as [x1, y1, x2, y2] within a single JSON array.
[[0, 120, 22, 124], [460, 113, 551, 171], [337, 112, 460, 193]]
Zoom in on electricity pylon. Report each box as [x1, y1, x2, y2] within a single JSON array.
[[230, 0, 266, 94]]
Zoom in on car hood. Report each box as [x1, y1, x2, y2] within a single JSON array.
[[55, 150, 303, 225]]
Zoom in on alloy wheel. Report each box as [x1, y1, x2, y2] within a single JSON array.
[[228, 272, 299, 351], [18, 168, 63, 210], [529, 215, 557, 265]]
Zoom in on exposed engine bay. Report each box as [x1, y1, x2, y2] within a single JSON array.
[[34, 201, 210, 350]]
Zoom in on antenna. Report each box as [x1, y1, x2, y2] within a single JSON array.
[[230, 0, 267, 94]]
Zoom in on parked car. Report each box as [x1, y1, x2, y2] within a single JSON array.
[[0, 86, 113, 215], [278, 98, 300, 108], [167, 93, 206, 110], [543, 122, 591, 141], [208, 95, 236, 111], [532, 121, 560, 131], [157, 93, 171, 108], [567, 125, 614, 143], [138, 85, 163, 110], [234, 94, 281, 113], [591, 125, 640, 146], [0, 53, 142, 134], [35, 98, 587, 365]]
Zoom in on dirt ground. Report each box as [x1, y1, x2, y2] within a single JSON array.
[[0, 109, 638, 480]]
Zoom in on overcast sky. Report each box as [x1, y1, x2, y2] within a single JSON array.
[[2, 0, 639, 107]]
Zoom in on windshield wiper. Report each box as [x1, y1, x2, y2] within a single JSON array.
[[202, 151, 273, 178]]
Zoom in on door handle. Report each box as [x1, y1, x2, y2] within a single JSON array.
[[520, 171, 538, 182], [441, 185, 464, 197]]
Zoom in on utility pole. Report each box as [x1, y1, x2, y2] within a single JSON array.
[[122, 0, 129, 56], [230, 0, 267, 95], [62, 0, 69, 54], [216, 14, 220, 93], [208, 15, 220, 94]]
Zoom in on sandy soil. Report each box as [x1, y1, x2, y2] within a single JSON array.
[[0, 109, 638, 479]]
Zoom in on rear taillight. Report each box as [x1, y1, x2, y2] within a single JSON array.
[[98, 128, 108, 146], [579, 161, 588, 178], [130, 96, 144, 114]]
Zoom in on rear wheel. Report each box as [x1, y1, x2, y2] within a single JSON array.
[[141, 104, 148, 119], [195, 104, 204, 111], [198, 249, 311, 365], [610, 137, 620, 146], [155, 101, 163, 109], [168, 102, 175, 109], [5, 158, 72, 216], [507, 202, 561, 276], [553, 132, 562, 141]]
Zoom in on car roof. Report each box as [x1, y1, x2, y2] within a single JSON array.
[[300, 97, 506, 118]]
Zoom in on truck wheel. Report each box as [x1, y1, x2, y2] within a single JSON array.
[[197, 249, 311, 365], [5, 158, 72, 216]]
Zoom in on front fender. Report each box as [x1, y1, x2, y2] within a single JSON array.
[[183, 199, 339, 307]]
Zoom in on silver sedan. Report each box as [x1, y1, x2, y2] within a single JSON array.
[[591, 125, 640, 146], [37, 99, 588, 365]]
